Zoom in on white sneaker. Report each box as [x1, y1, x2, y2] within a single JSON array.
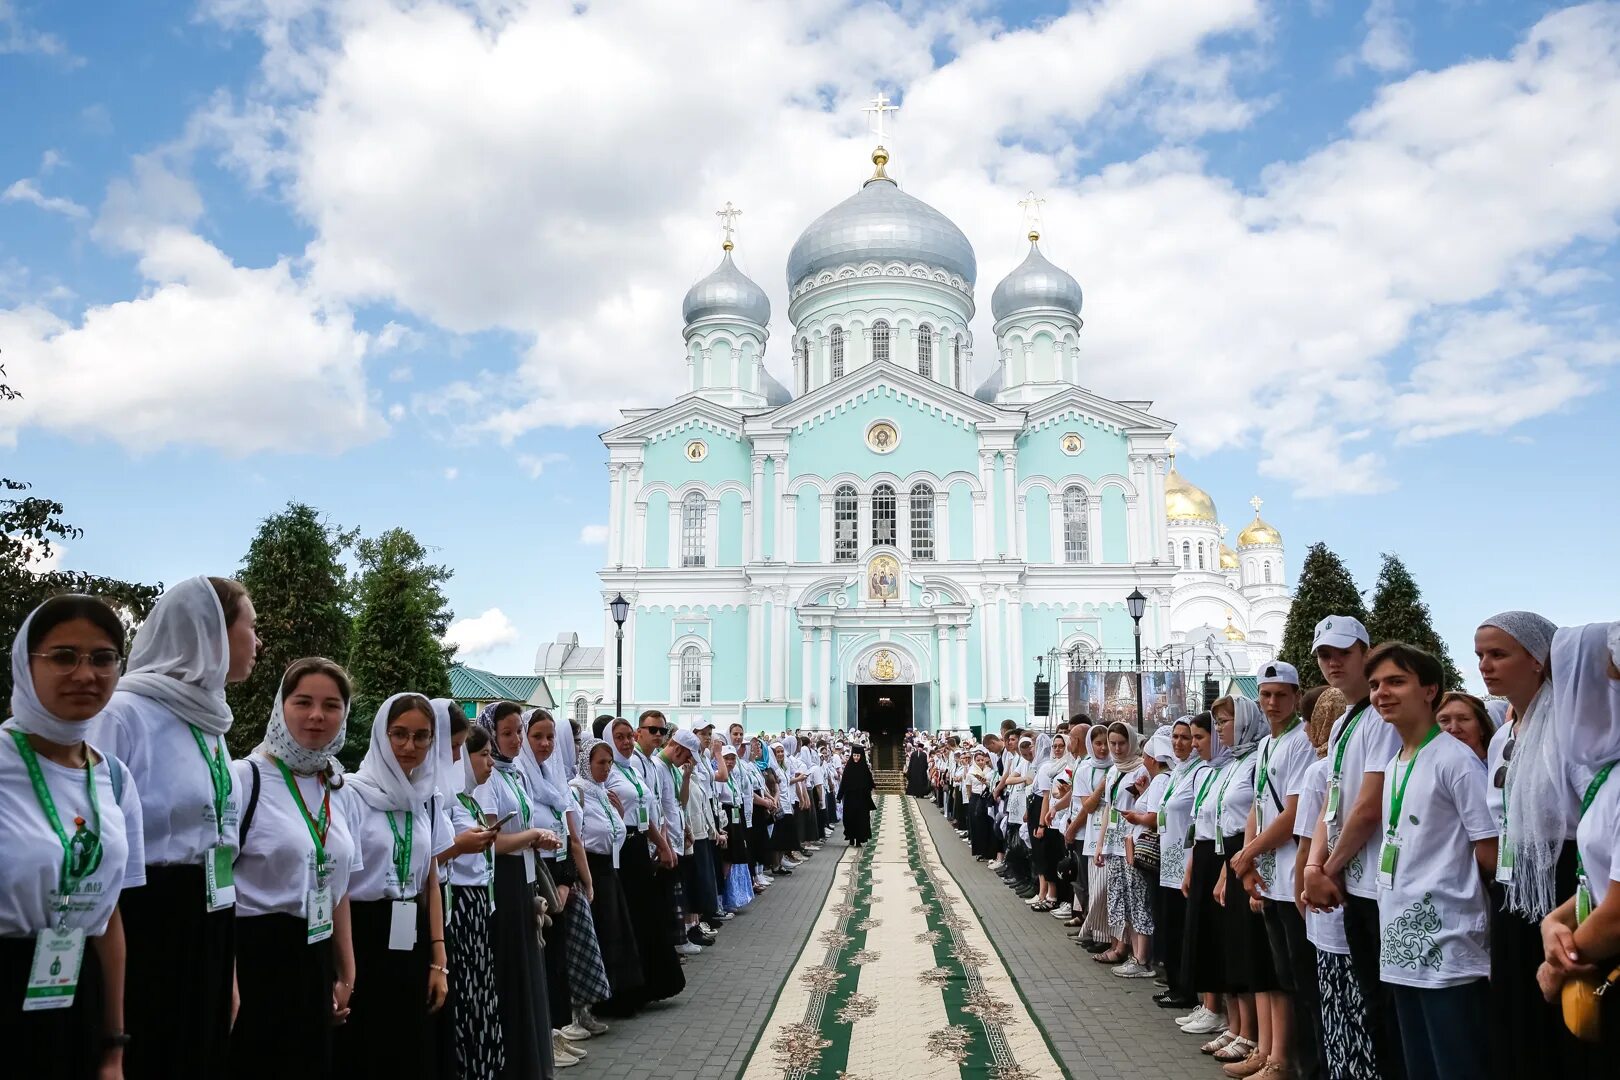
[[1049, 903, 1074, 918], [676, 942, 703, 956], [559, 1022, 592, 1041], [553, 1034, 582, 1066], [1182, 1011, 1227, 1035], [781, 857, 800, 869], [759, 875, 773, 886], [1112, 961, 1156, 979], [1175, 1005, 1210, 1026], [576, 1008, 609, 1036], [1024, 896, 1047, 907], [699, 922, 719, 936]]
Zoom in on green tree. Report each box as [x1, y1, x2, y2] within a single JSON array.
[[1279, 542, 1368, 689], [0, 360, 161, 704], [225, 503, 357, 757], [1367, 552, 1464, 690], [345, 527, 455, 767]]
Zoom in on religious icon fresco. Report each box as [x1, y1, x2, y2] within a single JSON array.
[[867, 554, 900, 600]]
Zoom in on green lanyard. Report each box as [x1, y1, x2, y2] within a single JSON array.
[[1386, 725, 1443, 837], [1256, 719, 1300, 808], [1158, 766, 1188, 829], [1574, 762, 1616, 924], [189, 725, 232, 844], [10, 730, 103, 926], [455, 793, 495, 900], [272, 757, 329, 873], [1214, 751, 1256, 829], [591, 789, 622, 848], [1189, 763, 1221, 820], [384, 809, 415, 898], [1330, 702, 1371, 786], [615, 763, 647, 815], [498, 769, 531, 827]]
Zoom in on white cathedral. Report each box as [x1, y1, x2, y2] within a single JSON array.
[[569, 127, 1291, 736]]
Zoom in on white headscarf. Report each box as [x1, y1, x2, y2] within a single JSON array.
[[347, 694, 439, 812], [518, 709, 569, 816], [1485, 700, 1511, 729], [554, 710, 578, 781], [1144, 729, 1176, 766], [1554, 623, 1620, 768], [1108, 723, 1144, 772], [6, 598, 117, 745], [254, 661, 349, 776], [117, 576, 233, 736], [610, 717, 638, 767], [571, 737, 611, 801], [428, 699, 468, 796], [1229, 696, 1267, 759], [1032, 733, 1053, 768]]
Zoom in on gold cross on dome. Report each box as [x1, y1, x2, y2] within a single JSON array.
[[1166, 435, 1179, 457], [1018, 191, 1046, 240], [715, 201, 742, 251], [1250, 495, 1264, 516], [863, 90, 898, 145]]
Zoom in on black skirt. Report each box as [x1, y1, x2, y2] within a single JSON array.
[[795, 806, 818, 846], [1220, 835, 1278, 993], [120, 864, 235, 1080], [332, 897, 440, 1079], [1157, 886, 1191, 997], [0, 933, 106, 1080], [542, 898, 574, 1030], [230, 913, 335, 1079], [1184, 839, 1229, 992], [598, 830, 683, 1015], [775, 811, 801, 854], [489, 854, 552, 1077], [584, 850, 643, 1001], [748, 812, 773, 867], [723, 817, 750, 864]]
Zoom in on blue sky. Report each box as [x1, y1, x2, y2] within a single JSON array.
[[2, 0, 1617, 689]]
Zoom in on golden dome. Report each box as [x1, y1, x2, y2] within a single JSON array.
[[1236, 495, 1281, 547], [1223, 616, 1247, 642], [1219, 543, 1239, 570], [1165, 466, 1218, 523]]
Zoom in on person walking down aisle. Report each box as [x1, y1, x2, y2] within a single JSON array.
[[102, 576, 259, 1080], [0, 596, 144, 1080], [838, 746, 875, 846]]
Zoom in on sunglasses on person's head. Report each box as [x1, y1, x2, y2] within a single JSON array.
[[1493, 734, 1515, 789]]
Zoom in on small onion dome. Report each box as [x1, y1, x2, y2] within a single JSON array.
[[1165, 466, 1218, 523], [683, 249, 770, 326], [1219, 543, 1239, 570], [991, 234, 1082, 320], [1223, 617, 1247, 642], [1238, 514, 1283, 547]]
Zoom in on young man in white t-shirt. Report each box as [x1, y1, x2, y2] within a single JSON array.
[[1300, 615, 1406, 1080], [1365, 642, 1497, 1080]]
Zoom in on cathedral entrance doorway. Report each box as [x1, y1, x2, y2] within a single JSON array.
[[857, 684, 912, 771]]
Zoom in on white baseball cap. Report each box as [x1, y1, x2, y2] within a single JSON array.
[[672, 729, 703, 756], [1312, 615, 1370, 653], [1256, 660, 1301, 687]]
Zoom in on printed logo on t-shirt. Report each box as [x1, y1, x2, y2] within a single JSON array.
[[1380, 892, 1443, 972]]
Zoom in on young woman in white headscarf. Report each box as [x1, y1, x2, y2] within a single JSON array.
[[99, 575, 257, 1079], [228, 658, 357, 1079], [1477, 611, 1601, 1080], [331, 693, 453, 1079], [1, 595, 144, 1080], [771, 739, 803, 869], [570, 737, 643, 1018], [1071, 724, 1114, 941], [1539, 622, 1620, 1055], [1149, 718, 1199, 1011], [1026, 732, 1066, 911], [717, 742, 756, 907], [477, 701, 563, 1072], [1098, 722, 1154, 976]]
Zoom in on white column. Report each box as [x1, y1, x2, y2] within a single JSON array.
[[704, 503, 720, 566], [937, 494, 952, 560], [770, 589, 788, 700], [772, 458, 788, 562], [741, 503, 753, 563], [897, 488, 912, 555], [1089, 499, 1104, 566], [936, 623, 950, 730], [819, 493, 833, 563], [857, 493, 872, 556], [1001, 453, 1018, 558], [783, 493, 798, 563], [608, 464, 624, 565], [971, 492, 988, 560], [746, 592, 762, 700], [750, 456, 766, 562], [1123, 494, 1142, 564], [633, 504, 648, 565], [819, 628, 833, 730], [668, 502, 682, 567], [976, 450, 996, 558], [800, 625, 813, 728], [982, 587, 1003, 701], [954, 627, 969, 728], [1049, 490, 1064, 565], [1007, 587, 1024, 700]]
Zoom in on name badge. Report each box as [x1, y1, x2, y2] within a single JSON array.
[[1577, 875, 1594, 925], [1109, 809, 1121, 824], [1496, 841, 1515, 884], [1184, 824, 1196, 850], [205, 844, 236, 912], [1377, 833, 1401, 890], [638, 805, 649, 827], [1324, 782, 1342, 824], [306, 885, 334, 944], [1214, 832, 1226, 856], [1157, 809, 1167, 834], [521, 848, 536, 884], [388, 900, 417, 951], [611, 843, 621, 870], [23, 926, 85, 1011]]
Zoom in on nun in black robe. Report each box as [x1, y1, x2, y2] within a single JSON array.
[[905, 744, 932, 797], [837, 748, 876, 846]]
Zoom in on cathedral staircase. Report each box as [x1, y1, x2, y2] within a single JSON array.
[[874, 769, 906, 795]]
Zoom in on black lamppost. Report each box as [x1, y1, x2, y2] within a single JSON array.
[[610, 593, 630, 719], [1126, 588, 1147, 734]]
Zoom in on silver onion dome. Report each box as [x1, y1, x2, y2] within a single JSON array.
[[786, 149, 976, 291], [682, 249, 771, 326], [990, 236, 1082, 320]]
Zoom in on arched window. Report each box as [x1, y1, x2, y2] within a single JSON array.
[[872, 483, 896, 547], [681, 491, 706, 567], [1167, 539, 1175, 563], [1264, 561, 1273, 584], [910, 482, 935, 560], [953, 335, 963, 387], [1062, 486, 1089, 563], [872, 320, 890, 365], [1197, 542, 1206, 570], [799, 338, 809, 393], [833, 484, 858, 561], [830, 327, 845, 379], [573, 697, 588, 728], [1181, 540, 1191, 569], [917, 325, 933, 378], [679, 645, 702, 705]]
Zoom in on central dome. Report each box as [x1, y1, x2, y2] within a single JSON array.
[[786, 152, 976, 291]]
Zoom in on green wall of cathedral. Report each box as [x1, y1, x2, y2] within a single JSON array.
[[1015, 420, 1129, 483], [786, 385, 979, 480]]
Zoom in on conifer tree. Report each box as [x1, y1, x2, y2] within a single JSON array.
[[1368, 552, 1464, 689], [1279, 542, 1367, 689], [346, 528, 455, 767], [226, 503, 356, 757]]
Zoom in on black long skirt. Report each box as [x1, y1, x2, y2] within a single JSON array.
[[796, 806, 818, 847], [1183, 839, 1229, 992], [906, 754, 931, 796], [449, 887, 504, 1080], [843, 797, 873, 845], [0, 933, 105, 1080], [1220, 834, 1277, 992], [1157, 886, 1191, 998], [598, 830, 683, 1016], [120, 865, 235, 1080], [775, 811, 801, 854], [584, 850, 643, 1003], [748, 813, 773, 869], [724, 817, 750, 865], [968, 793, 995, 857], [333, 897, 440, 1079], [231, 913, 335, 1079], [489, 854, 552, 1077]]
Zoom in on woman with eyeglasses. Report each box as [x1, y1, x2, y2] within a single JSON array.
[[1, 595, 144, 1080], [97, 576, 257, 1080], [331, 694, 453, 1079], [229, 658, 358, 1079], [1477, 612, 1601, 1080]]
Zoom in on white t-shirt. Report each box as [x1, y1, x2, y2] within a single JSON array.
[[1101, 764, 1148, 856], [610, 758, 657, 829], [1004, 758, 1034, 822], [1376, 731, 1497, 989], [1294, 757, 1348, 955], [1134, 771, 1170, 844], [99, 692, 241, 868], [230, 755, 359, 919], [1188, 761, 1225, 842], [1255, 723, 1315, 903], [1215, 754, 1258, 840], [1159, 763, 1199, 887], [1576, 770, 1620, 908], [1032, 755, 1068, 796], [445, 786, 495, 888], [573, 783, 624, 856], [1077, 761, 1111, 856], [0, 738, 144, 936], [1326, 703, 1402, 900], [339, 788, 453, 903]]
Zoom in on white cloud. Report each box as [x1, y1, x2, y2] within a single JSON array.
[[1352, 0, 1414, 75], [13, 536, 64, 574], [578, 524, 608, 545], [443, 466, 458, 481], [516, 451, 567, 479], [2, 179, 86, 218], [444, 607, 518, 658], [0, 0, 75, 62]]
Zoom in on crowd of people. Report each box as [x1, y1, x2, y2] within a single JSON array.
[[912, 611, 1620, 1080], [1, 575, 880, 1080]]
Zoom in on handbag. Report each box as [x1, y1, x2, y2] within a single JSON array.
[[1562, 963, 1620, 1042], [1131, 830, 1161, 877], [1055, 852, 1077, 883]]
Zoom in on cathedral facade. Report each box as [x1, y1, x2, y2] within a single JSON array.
[[583, 145, 1290, 734]]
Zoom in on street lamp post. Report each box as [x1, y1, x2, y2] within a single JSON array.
[[1126, 588, 1147, 734], [610, 593, 630, 720]]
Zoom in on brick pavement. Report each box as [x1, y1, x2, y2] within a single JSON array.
[[917, 798, 1216, 1080], [564, 836, 848, 1080]]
